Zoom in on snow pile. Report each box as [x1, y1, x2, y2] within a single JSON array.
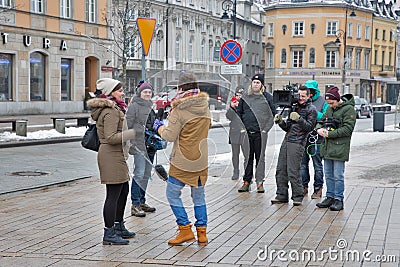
[[0, 127, 87, 142]]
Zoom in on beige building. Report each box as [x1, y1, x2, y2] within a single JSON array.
[[262, 0, 397, 103], [0, 0, 112, 115]]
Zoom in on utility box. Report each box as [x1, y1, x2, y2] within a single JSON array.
[[373, 111, 385, 132]]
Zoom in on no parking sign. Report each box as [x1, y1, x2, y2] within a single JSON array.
[[220, 40, 242, 65]]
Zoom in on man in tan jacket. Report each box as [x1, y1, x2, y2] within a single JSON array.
[[154, 72, 211, 246]]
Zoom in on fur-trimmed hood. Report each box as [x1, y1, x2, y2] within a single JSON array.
[[171, 92, 209, 115], [87, 98, 116, 121]]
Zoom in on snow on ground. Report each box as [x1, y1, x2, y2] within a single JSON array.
[[0, 127, 87, 142]]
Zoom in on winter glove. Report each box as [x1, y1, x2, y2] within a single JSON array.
[[274, 114, 283, 124], [153, 119, 164, 132], [289, 112, 300, 122]]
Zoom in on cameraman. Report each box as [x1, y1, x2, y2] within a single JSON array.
[[272, 86, 317, 206], [300, 80, 329, 199], [315, 87, 356, 211]]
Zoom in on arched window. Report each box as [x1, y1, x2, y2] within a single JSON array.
[[175, 35, 181, 62], [30, 52, 45, 101], [309, 48, 315, 64], [201, 39, 206, 62], [188, 36, 194, 62], [281, 49, 286, 63]]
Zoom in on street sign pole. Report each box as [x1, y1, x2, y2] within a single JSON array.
[[137, 18, 156, 82]]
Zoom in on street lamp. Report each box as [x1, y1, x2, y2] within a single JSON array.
[[335, 7, 356, 94], [221, 0, 237, 40]]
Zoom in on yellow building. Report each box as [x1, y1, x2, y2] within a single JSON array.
[[0, 0, 112, 115], [263, 0, 397, 102]]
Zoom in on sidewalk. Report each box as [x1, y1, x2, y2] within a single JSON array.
[[0, 130, 399, 266]]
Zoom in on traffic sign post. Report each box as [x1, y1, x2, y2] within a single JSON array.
[[220, 40, 242, 65], [137, 18, 156, 80]]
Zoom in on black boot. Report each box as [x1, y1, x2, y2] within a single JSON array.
[[103, 227, 129, 245], [329, 199, 344, 211], [316, 197, 334, 208], [114, 221, 136, 239]]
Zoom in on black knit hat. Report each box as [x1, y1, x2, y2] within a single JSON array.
[[251, 74, 265, 86]]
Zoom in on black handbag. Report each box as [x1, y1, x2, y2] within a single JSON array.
[[81, 123, 100, 152], [145, 130, 167, 150]]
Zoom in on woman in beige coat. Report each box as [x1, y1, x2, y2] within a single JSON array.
[[87, 78, 135, 245]]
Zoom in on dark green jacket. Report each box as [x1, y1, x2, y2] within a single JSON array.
[[316, 94, 356, 162]]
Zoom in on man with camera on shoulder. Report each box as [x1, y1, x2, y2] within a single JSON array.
[[315, 87, 356, 211], [271, 86, 317, 206]]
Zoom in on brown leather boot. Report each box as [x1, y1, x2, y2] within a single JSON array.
[[196, 226, 208, 245], [168, 224, 195, 245]]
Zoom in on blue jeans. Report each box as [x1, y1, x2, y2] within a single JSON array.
[[300, 144, 324, 190], [131, 151, 155, 206], [166, 176, 207, 227], [324, 159, 345, 201]]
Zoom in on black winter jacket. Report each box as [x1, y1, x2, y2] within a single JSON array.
[[278, 99, 317, 145]]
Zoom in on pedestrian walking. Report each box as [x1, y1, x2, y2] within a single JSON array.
[[271, 86, 317, 206], [316, 87, 356, 211], [236, 74, 274, 193], [300, 80, 329, 198], [226, 88, 246, 180], [154, 72, 211, 246], [126, 82, 157, 217], [87, 78, 136, 245]]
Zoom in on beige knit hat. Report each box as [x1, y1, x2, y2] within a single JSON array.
[[96, 78, 121, 96]]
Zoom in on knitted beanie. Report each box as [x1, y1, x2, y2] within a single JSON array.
[[96, 78, 121, 96], [137, 82, 153, 96], [325, 87, 341, 101]]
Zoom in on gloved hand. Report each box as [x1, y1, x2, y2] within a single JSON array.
[[274, 114, 282, 124], [153, 119, 164, 132], [122, 129, 135, 142], [289, 112, 300, 122]]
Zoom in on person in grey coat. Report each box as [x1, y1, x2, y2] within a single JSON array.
[[226, 88, 246, 180]]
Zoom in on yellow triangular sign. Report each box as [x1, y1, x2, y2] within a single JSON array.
[[137, 18, 156, 56]]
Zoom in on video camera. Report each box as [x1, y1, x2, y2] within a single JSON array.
[[273, 83, 300, 108], [319, 117, 341, 131]]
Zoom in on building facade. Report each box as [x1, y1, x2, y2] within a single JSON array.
[[0, 0, 112, 115], [262, 0, 397, 103]]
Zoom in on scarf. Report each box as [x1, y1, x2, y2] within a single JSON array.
[[100, 94, 127, 113], [172, 89, 199, 103]]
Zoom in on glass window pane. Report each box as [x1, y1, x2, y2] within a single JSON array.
[[0, 53, 12, 101], [61, 59, 71, 101], [30, 52, 45, 101]]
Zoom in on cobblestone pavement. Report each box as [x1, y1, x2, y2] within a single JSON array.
[[1, 134, 400, 266]]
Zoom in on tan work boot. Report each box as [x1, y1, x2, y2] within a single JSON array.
[[168, 224, 196, 245], [196, 226, 208, 245]]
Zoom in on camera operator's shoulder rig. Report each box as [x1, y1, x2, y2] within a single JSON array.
[[273, 84, 300, 110], [319, 117, 341, 131]]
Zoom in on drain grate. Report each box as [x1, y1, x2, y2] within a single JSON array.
[[10, 171, 50, 176]]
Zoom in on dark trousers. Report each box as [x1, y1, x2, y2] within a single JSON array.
[[300, 144, 324, 190], [242, 131, 268, 183], [231, 143, 242, 176], [103, 182, 129, 228], [275, 140, 304, 202]]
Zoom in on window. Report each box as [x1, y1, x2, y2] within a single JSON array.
[[292, 50, 303, 67], [86, 0, 96, 23], [201, 39, 205, 62], [381, 51, 385, 67], [30, 52, 46, 101], [365, 25, 370, 40], [355, 50, 361, 69], [126, 9, 137, 21], [293, 22, 304, 36], [127, 40, 135, 58], [268, 23, 274, 38], [267, 51, 273, 68], [364, 51, 370, 69], [31, 0, 44, 13], [375, 29, 378, 40], [156, 39, 161, 59], [281, 49, 286, 64], [0, 0, 11, 7], [390, 31, 393, 42], [188, 37, 193, 62], [208, 39, 213, 61], [0, 53, 13, 101], [374, 49, 377, 65], [326, 21, 338, 36], [356, 24, 362, 39], [389, 51, 392, 66], [382, 30, 386, 40], [175, 35, 181, 62], [309, 48, 315, 64], [61, 59, 71, 101], [346, 49, 352, 69], [325, 50, 336, 68], [176, 15, 182, 28], [347, 22, 353, 38], [214, 41, 221, 61], [60, 0, 72, 18]]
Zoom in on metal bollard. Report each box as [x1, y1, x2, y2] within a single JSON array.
[[55, 119, 66, 134], [16, 120, 28, 137]]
